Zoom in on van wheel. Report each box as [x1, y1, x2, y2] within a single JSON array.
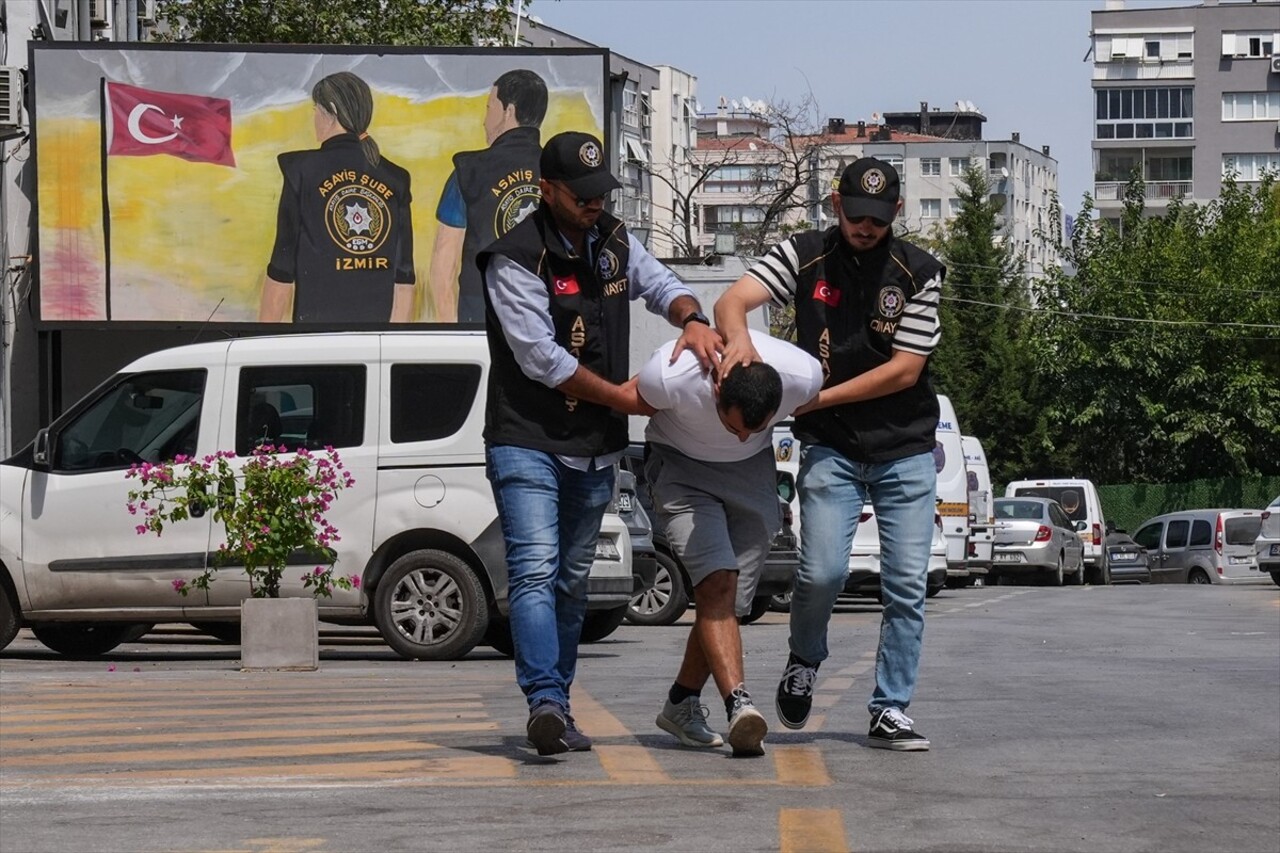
[[31, 623, 141, 657], [374, 549, 489, 660], [1270, 571, 1280, 588], [1072, 559, 1086, 585], [1187, 568, 1212, 585], [625, 551, 689, 626], [0, 583, 20, 652], [581, 606, 628, 642]]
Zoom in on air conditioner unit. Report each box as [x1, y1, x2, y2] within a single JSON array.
[[0, 66, 24, 128], [88, 0, 111, 25], [139, 0, 159, 25], [1270, 54, 1280, 73]]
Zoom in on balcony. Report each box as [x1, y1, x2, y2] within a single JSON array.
[[1093, 180, 1191, 202]]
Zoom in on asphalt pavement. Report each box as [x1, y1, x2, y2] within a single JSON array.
[[2, 582, 1278, 853]]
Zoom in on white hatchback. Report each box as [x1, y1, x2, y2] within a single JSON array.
[[1255, 496, 1280, 586]]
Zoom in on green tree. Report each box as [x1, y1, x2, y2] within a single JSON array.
[[928, 165, 1059, 486], [154, 0, 520, 45], [1033, 174, 1280, 482]]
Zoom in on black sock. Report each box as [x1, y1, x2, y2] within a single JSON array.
[[724, 685, 750, 717], [668, 682, 700, 705]]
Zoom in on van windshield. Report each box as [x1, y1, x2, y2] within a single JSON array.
[[1014, 487, 1086, 522], [1225, 517, 1262, 545]]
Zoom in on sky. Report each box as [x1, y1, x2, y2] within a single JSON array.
[[532, 0, 1202, 217]]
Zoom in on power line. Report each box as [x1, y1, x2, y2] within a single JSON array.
[[939, 299, 1280, 341], [940, 294, 1280, 331], [941, 259, 1278, 297]]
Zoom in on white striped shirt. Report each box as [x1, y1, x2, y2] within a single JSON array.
[[746, 236, 943, 356]]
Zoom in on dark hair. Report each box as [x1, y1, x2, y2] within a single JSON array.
[[312, 71, 380, 168], [719, 362, 783, 430], [493, 69, 548, 128]]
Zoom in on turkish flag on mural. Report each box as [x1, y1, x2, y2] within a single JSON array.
[[106, 82, 236, 167]]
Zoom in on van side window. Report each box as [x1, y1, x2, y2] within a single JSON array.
[[53, 370, 205, 472], [389, 363, 481, 443], [1133, 523, 1161, 550], [1166, 519, 1190, 548], [236, 365, 366, 455], [1188, 520, 1212, 547]]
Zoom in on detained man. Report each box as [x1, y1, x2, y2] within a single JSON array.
[[626, 329, 822, 756]]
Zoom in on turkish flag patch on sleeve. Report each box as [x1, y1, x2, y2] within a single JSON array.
[[553, 275, 581, 296], [813, 280, 841, 307]]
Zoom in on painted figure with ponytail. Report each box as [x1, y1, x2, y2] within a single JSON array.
[[260, 71, 416, 323]]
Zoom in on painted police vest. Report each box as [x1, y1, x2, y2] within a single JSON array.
[[452, 126, 543, 322]]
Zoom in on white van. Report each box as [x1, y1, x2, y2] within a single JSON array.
[[1004, 478, 1109, 584], [935, 396, 971, 583], [961, 435, 994, 583], [0, 332, 634, 659], [1132, 508, 1264, 584]]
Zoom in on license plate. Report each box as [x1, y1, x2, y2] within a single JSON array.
[[1111, 553, 1138, 563], [616, 492, 633, 513], [1229, 555, 1251, 565], [595, 538, 620, 560], [1271, 544, 1280, 556], [994, 552, 1021, 563]]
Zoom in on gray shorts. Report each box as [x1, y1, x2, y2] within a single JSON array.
[[644, 443, 782, 616]]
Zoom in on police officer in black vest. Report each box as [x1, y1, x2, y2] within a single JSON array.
[[430, 69, 547, 323], [716, 157, 946, 752], [479, 131, 720, 756]]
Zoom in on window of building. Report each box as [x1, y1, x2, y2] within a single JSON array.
[[703, 205, 766, 229], [921, 158, 941, 176], [949, 157, 970, 177], [1095, 86, 1193, 139], [1222, 92, 1280, 121], [1221, 31, 1278, 58], [920, 199, 941, 219], [1223, 153, 1280, 182], [1101, 32, 1193, 62], [623, 85, 639, 128], [882, 155, 904, 178], [948, 198, 962, 217], [1147, 156, 1192, 181]]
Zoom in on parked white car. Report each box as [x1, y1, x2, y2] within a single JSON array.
[[1257, 496, 1280, 587]]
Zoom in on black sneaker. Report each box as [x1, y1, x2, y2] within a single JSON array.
[[526, 698, 569, 756], [867, 707, 930, 751], [775, 654, 819, 730], [562, 713, 593, 751]]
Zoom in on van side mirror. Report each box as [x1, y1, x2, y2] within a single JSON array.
[[32, 429, 50, 467]]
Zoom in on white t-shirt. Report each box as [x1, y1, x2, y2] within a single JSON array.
[[639, 330, 824, 463]]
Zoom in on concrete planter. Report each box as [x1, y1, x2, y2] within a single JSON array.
[[240, 597, 319, 671]]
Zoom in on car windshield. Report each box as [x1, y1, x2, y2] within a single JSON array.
[[1225, 517, 1261, 545], [1013, 487, 1085, 521], [996, 499, 1044, 520]]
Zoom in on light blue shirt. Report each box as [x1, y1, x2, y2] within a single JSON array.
[[486, 226, 694, 470]]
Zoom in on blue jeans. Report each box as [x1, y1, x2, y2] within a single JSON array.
[[789, 444, 937, 713], [486, 444, 615, 711]]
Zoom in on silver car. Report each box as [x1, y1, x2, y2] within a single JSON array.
[[1254, 496, 1279, 586], [992, 497, 1086, 586]]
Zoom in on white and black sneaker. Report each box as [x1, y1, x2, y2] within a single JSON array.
[[867, 707, 930, 751], [726, 687, 767, 757], [775, 653, 819, 730]]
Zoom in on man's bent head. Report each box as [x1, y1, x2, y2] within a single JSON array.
[[717, 362, 782, 442]]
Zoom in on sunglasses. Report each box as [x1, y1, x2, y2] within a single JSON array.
[[847, 215, 890, 228], [552, 181, 609, 209]]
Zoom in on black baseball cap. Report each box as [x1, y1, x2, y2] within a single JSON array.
[[836, 157, 900, 223], [540, 131, 622, 199]]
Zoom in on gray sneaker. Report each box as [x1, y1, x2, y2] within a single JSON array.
[[656, 696, 724, 748], [727, 688, 767, 757]]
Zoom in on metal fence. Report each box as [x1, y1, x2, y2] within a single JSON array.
[[1099, 477, 1280, 534]]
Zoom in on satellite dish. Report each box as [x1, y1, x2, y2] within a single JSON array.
[[954, 100, 963, 112], [1000, 167, 1010, 178], [748, 142, 758, 151], [730, 99, 741, 110], [871, 112, 880, 123], [695, 100, 703, 112]]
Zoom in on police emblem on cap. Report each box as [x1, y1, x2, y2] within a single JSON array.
[[878, 285, 905, 318], [598, 248, 620, 280], [579, 141, 602, 168], [861, 168, 887, 195]]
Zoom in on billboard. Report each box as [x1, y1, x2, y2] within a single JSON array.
[[30, 43, 608, 327]]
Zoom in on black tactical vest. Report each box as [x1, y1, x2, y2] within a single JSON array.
[[478, 206, 633, 457], [789, 228, 945, 463], [452, 126, 543, 323]]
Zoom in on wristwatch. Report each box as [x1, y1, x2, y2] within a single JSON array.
[[681, 311, 711, 328]]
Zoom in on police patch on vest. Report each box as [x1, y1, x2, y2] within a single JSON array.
[[494, 183, 540, 237], [878, 285, 906, 318], [598, 248, 620, 280], [325, 185, 391, 254]]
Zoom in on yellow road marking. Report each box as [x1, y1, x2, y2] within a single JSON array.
[[820, 677, 854, 691], [0, 700, 479, 724], [773, 746, 831, 787], [779, 808, 849, 853], [567, 686, 631, 737], [2, 686, 485, 703], [0, 709, 486, 736], [0, 720, 496, 751], [0, 738, 440, 768], [595, 745, 670, 783]]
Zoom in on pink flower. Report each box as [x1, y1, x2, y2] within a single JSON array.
[[349, 575, 361, 589], [313, 566, 324, 576], [172, 579, 187, 592], [135, 524, 147, 535]]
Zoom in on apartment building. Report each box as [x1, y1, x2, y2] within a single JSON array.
[[1090, 0, 1280, 225], [648, 66, 699, 257]]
